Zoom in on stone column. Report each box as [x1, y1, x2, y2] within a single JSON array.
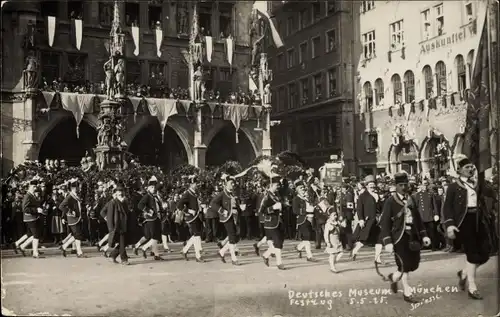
[[193, 108, 206, 168], [21, 90, 39, 160], [261, 108, 272, 156]]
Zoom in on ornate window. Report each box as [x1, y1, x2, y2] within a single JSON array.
[[64, 54, 86, 84], [300, 78, 309, 105], [456, 55, 466, 92], [365, 130, 379, 152], [148, 62, 168, 86], [423, 65, 433, 98], [198, 3, 212, 36], [314, 73, 323, 101], [41, 51, 60, 85], [125, 2, 140, 27], [403, 70, 415, 103], [435, 61, 447, 96], [374, 78, 384, 106], [99, 2, 113, 26], [288, 83, 297, 109], [126, 60, 141, 85], [328, 68, 337, 97], [391, 74, 402, 104], [363, 81, 373, 111], [362, 30, 376, 59], [148, 3, 163, 30], [68, 1, 83, 20], [219, 3, 233, 38]]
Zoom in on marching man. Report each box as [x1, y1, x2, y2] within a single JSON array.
[[177, 175, 204, 262], [136, 176, 164, 261], [443, 155, 496, 300], [14, 177, 44, 258], [292, 181, 317, 262], [211, 174, 241, 265], [102, 186, 130, 265], [259, 176, 286, 270], [59, 179, 87, 258], [380, 172, 430, 303]]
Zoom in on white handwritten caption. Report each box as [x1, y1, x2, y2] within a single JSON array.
[[288, 285, 460, 310]]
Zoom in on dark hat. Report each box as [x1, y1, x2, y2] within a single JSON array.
[[147, 176, 158, 186], [69, 178, 79, 187], [394, 172, 409, 185], [294, 180, 305, 188], [113, 186, 125, 193], [29, 179, 39, 186], [188, 175, 198, 184], [270, 176, 281, 184], [457, 157, 473, 169]]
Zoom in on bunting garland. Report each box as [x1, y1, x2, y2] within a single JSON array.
[[147, 98, 178, 143]]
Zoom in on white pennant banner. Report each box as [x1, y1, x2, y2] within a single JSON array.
[[74, 19, 83, 50], [226, 37, 233, 66], [47, 16, 56, 47], [131, 26, 140, 56], [205, 36, 213, 62], [155, 29, 163, 57]]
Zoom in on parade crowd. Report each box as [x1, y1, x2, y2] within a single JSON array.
[[1, 154, 498, 303]]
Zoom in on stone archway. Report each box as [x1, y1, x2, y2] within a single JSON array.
[[419, 135, 451, 178], [205, 124, 257, 167], [388, 141, 419, 175], [38, 117, 97, 166], [127, 119, 190, 169]]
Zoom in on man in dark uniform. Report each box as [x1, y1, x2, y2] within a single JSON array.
[[292, 181, 317, 262], [351, 175, 383, 261], [211, 175, 241, 265], [340, 184, 355, 251], [412, 179, 440, 250], [380, 172, 430, 303], [205, 187, 220, 243], [59, 178, 86, 258], [102, 186, 130, 265], [253, 185, 267, 256], [136, 176, 164, 261], [177, 175, 204, 262], [443, 156, 496, 300], [260, 176, 285, 270], [15, 178, 43, 258]]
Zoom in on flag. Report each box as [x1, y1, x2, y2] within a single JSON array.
[[462, 14, 491, 174], [253, 1, 284, 48]]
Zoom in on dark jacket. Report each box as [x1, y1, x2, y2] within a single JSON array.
[[177, 189, 201, 224], [411, 190, 437, 223], [210, 190, 240, 223], [22, 192, 40, 223], [102, 198, 128, 246], [260, 190, 281, 229], [137, 192, 162, 223], [59, 193, 84, 226], [380, 193, 427, 246]]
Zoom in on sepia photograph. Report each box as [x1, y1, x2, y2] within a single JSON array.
[[0, 0, 499, 316]]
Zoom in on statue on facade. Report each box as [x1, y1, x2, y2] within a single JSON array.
[[103, 58, 114, 99], [263, 83, 271, 105], [23, 53, 39, 90], [97, 118, 112, 146], [176, 2, 188, 35], [114, 58, 126, 98], [193, 65, 204, 101], [22, 21, 36, 50]]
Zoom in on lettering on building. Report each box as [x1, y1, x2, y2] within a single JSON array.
[[420, 24, 477, 54]]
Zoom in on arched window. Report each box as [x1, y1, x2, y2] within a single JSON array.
[[363, 81, 373, 111], [391, 74, 402, 104], [455, 55, 466, 91], [403, 70, 415, 103], [422, 65, 433, 98], [467, 50, 474, 82], [374, 78, 384, 106], [435, 61, 447, 96]]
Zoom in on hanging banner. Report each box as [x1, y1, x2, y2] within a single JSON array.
[[226, 37, 234, 66], [131, 26, 140, 56], [147, 98, 178, 143], [155, 28, 163, 57], [205, 36, 213, 62], [47, 16, 56, 47], [74, 19, 83, 50], [223, 104, 244, 143]]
